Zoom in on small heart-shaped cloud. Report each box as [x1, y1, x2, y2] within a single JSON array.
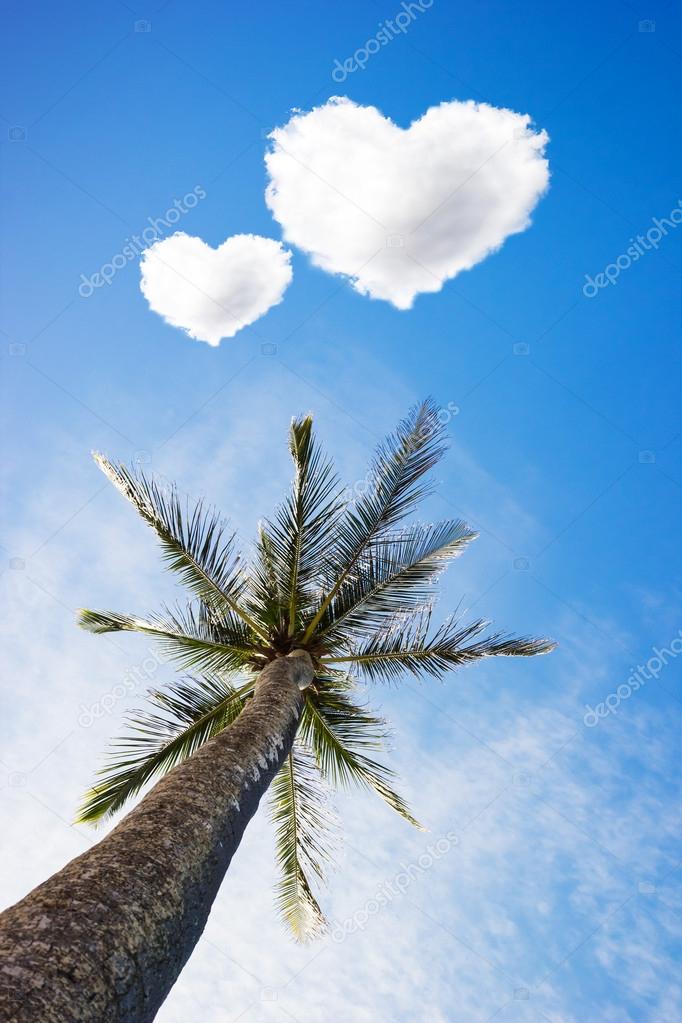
[[140, 232, 293, 346], [265, 97, 549, 309]]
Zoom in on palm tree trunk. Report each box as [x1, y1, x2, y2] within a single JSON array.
[[0, 650, 314, 1023]]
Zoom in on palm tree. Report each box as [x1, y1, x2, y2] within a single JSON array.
[[0, 401, 554, 1023]]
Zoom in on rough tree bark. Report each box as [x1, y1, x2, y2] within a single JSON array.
[[0, 650, 314, 1023]]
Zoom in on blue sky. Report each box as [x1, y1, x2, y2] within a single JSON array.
[[1, 1, 681, 1020]]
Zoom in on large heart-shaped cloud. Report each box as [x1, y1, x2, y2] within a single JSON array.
[[140, 233, 292, 345], [265, 97, 549, 309]]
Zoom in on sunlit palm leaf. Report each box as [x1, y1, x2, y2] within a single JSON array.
[[93, 455, 268, 640], [302, 399, 448, 642], [246, 524, 286, 634], [269, 741, 338, 941], [77, 674, 253, 823], [317, 519, 477, 645], [324, 613, 556, 682], [301, 680, 423, 829], [264, 416, 344, 635], [77, 604, 257, 675]]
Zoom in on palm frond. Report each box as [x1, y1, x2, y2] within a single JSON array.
[[263, 416, 343, 635], [323, 613, 556, 683], [77, 604, 257, 675], [77, 403, 556, 945], [316, 519, 477, 645], [77, 674, 253, 823], [301, 680, 423, 829], [269, 740, 339, 941], [302, 399, 448, 642], [93, 455, 268, 641], [245, 524, 286, 634]]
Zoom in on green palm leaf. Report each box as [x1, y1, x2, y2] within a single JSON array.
[[77, 674, 253, 823], [246, 524, 286, 634], [93, 454, 269, 641], [324, 613, 556, 682], [301, 680, 423, 829], [302, 399, 448, 642], [264, 416, 344, 635], [316, 519, 477, 645], [269, 741, 339, 941], [77, 604, 258, 675]]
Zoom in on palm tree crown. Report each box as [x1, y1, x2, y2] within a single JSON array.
[[77, 400, 554, 939]]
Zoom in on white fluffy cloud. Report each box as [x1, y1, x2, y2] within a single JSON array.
[[265, 97, 549, 309], [140, 233, 292, 346]]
